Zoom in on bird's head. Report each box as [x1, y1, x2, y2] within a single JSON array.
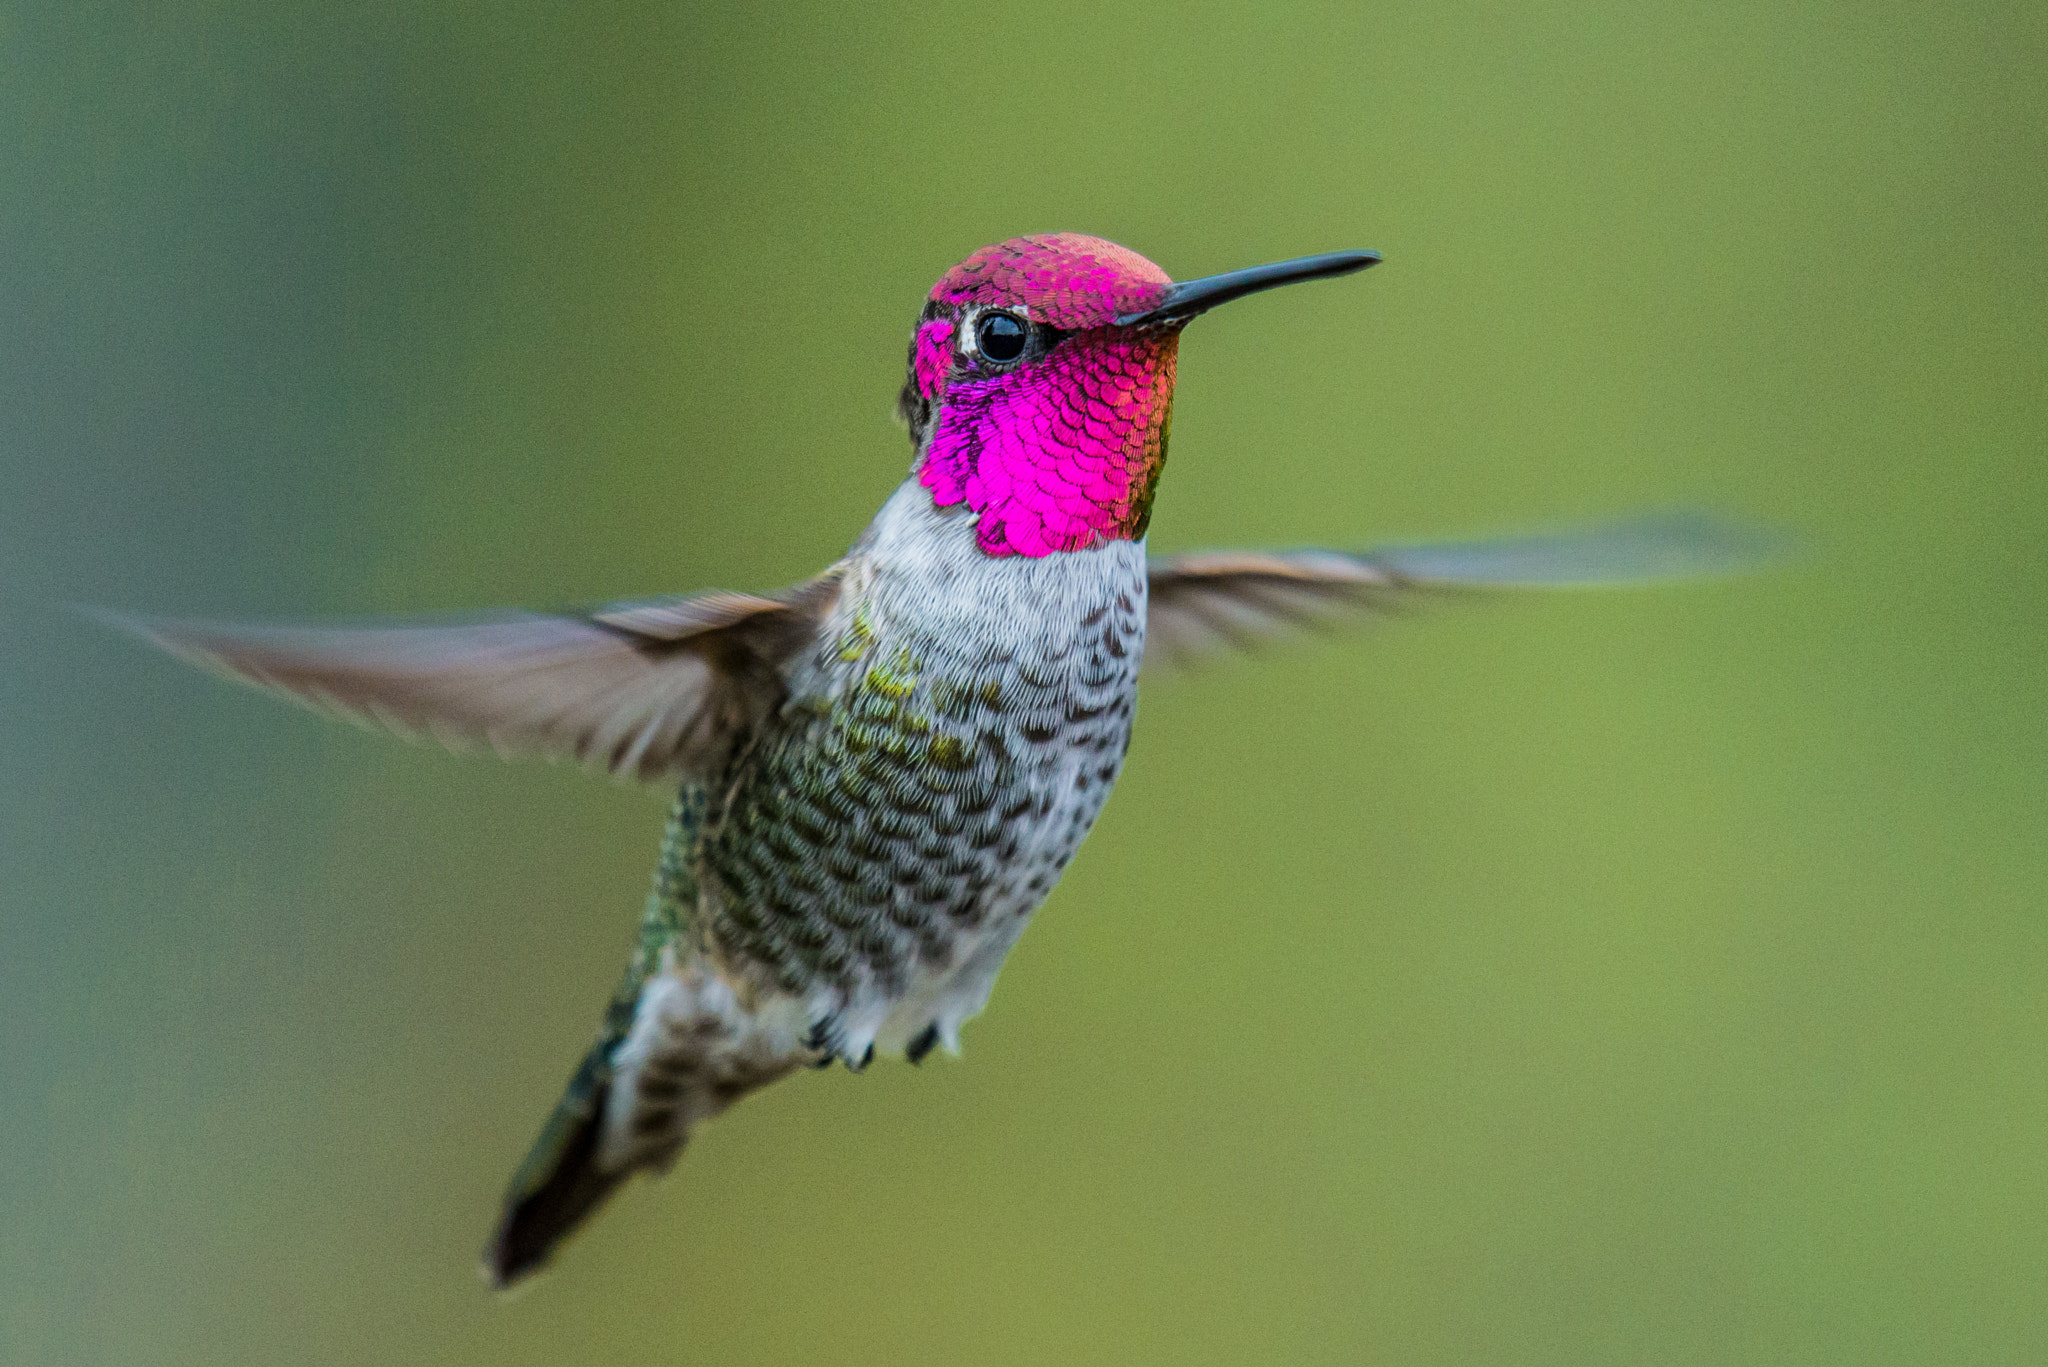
[[899, 233, 1378, 558]]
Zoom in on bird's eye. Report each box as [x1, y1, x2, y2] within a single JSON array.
[[975, 311, 1027, 363]]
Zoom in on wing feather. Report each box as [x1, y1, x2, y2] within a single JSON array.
[[1146, 510, 1774, 670], [90, 573, 840, 782]]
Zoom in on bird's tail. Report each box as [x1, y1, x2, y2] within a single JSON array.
[[481, 963, 805, 1288], [482, 1041, 631, 1288]]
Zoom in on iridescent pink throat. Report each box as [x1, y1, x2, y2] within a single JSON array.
[[917, 330, 1179, 558]]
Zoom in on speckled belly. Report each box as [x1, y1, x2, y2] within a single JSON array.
[[695, 539, 1147, 1044]]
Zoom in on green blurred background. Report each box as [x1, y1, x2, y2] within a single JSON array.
[[3, 1, 2044, 1362]]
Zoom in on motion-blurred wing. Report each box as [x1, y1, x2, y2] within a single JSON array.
[[1144, 510, 1771, 670], [92, 574, 841, 782]]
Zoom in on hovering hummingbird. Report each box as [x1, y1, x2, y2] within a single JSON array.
[[101, 234, 1755, 1286]]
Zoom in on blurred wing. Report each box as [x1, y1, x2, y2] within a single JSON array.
[[91, 574, 841, 782], [1145, 510, 1774, 671]]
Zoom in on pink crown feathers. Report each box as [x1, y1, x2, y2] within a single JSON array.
[[930, 234, 1171, 329]]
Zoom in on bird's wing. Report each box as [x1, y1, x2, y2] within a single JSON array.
[[91, 571, 843, 782], [1144, 510, 1772, 671]]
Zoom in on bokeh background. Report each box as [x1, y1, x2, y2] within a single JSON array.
[[3, 2, 2045, 1363]]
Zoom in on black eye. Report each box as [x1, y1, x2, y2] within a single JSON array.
[[975, 311, 1027, 362]]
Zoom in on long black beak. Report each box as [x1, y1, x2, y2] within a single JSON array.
[[1114, 249, 1381, 327]]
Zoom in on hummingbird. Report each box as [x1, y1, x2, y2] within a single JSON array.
[[100, 233, 1755, 1286]]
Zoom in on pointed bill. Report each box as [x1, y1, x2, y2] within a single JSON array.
[[1115, 250, 1381, 327]]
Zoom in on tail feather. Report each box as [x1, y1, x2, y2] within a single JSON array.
[[482, 1048, 632, 1288], [481, 967, 808, 1287]]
